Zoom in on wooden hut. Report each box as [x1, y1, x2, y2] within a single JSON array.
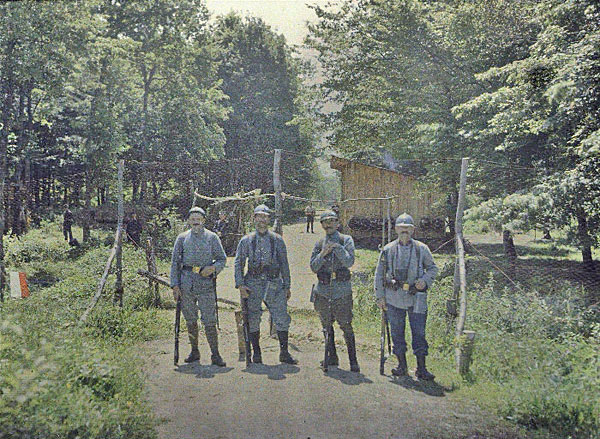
[[330, 155, 446, 246]]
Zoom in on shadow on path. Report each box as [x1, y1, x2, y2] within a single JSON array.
[[243, 363, 301, 381], [175, 363, 234, 379], [324, 366, 373, 386], [389, 375, 451, 397]]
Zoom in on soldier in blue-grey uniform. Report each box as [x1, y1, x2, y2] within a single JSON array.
[[170, 207, 227, 366], [234, 204, 297, 365], [310, 210, 360, 372], [374, 213, 438, 380]]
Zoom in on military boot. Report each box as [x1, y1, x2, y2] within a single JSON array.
[[205, 325, 226, 367], [184, 321, 200, 363], [249, 331, 262, 364], [391, 352, 408, 377], [415, 355, 435, 381], [277, 331, 298, 365], [320, 327, 339, 368], [343, 329, 360, 373]]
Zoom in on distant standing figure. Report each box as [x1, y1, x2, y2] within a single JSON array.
[[215, 211, 229, 237], [304, 204, 316, 233], [63, 206, 74, 242], [126, 213, 142, 246]]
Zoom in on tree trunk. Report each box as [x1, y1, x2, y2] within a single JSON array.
[[447, 191, 458, 236], [83, 171, 91, 243], [0, 41, 15, 300], [12, 162, 24, 235], [576, 212, 594, 271], [152, 179, 158, 202], [132, 172, 139, 202]]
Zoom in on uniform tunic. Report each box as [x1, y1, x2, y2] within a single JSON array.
[[374, 238, 438, 314], [170, 228, 226, 325], [310, 231, 355, 330], [234, 230, 291, 333]]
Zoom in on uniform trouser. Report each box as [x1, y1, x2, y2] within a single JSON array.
[[245, 277, 291, 333], [63, 224, 73, 241], [180, 272, 217, 328], [306, 216, 314, 233], [387, 304, 429, 356], [313, 294, 354, 334]]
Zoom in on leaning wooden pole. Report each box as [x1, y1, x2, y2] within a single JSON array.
[[273, 149, 283, 236], [79, 226, 123, 324], [115, 160, 124, 307], [454, 158, 473, 375]]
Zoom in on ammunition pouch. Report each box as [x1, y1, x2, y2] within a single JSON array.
[[317, 268, 351, 285], [247, 264, 280, 279], [383, 276, 426, 295], [383, 277, 401, 291]]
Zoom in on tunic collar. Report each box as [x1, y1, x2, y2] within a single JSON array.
[[326, 230, 341, 241], [190, 228, 205, 237]]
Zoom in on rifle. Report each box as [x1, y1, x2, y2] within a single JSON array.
[[241, 297, 252, 367], [212, 274, 219, 329], [174, 297, 182, 366], [380, 309, 391, 375], [322, 325, 333, 372]]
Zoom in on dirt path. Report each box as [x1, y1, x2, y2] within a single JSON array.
[[143, 223, 522, 438], [143, 310, 519, 439]]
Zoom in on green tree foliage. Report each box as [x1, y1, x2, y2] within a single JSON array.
[[212, 13, 315, 198], [456, 0, 600, 266], [307, 0, 599, 265], [101, 0, 228, 203], [305, 0, 539, 232]]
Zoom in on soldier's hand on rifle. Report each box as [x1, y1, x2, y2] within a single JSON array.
[[377, 297, 387, 311], [285, 289, 291, 300], [415, 279, 427, 291], [239, 285, 251, 299], [201, 265, 216, 277], [172, 286, 182, 301], [320, 243, 335, 257]]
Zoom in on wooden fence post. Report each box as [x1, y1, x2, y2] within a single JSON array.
[[387, 197, 392, 244], [454, 157, 475, 375], [273, 149, 283, 236]]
